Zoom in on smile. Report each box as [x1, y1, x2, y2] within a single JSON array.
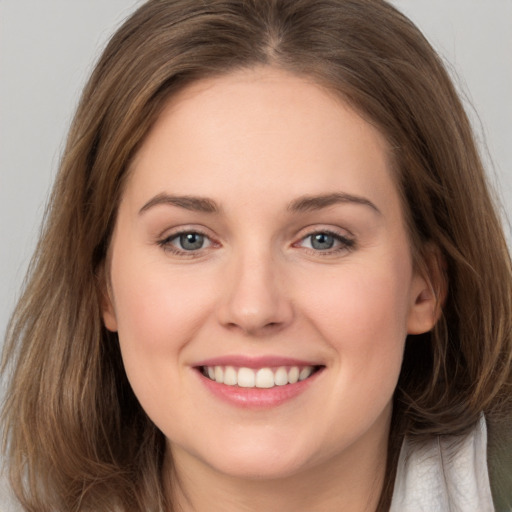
[[200, 365, 321, 388]]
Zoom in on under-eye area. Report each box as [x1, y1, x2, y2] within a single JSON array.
[[198, 365, 325, 388]]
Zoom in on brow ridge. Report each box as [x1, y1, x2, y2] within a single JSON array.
[[139, 191, 379, 215], [139, 193, 219, 214], [288, 193, 380, 214]]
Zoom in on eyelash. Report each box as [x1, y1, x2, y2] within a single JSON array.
[[294, 230, 356, 256], [157, 229, 215, 257], [157, 229, 356, 257]]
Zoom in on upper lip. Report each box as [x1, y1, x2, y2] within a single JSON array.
[[194, 355, 323, 369]]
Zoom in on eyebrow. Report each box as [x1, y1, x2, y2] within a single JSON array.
[[288, 192, 381, 214], [139, 191, 380, 216], [139, 193, 219, 215]]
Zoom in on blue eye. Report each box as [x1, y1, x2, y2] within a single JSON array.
[[310, 233, 335, 250], [299, 231, 354, 253], [159, 231, 212, 254], [177, 232, 206, 251]]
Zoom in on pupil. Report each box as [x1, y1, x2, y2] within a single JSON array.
[[180, 233, 204, 250], [311, 233, 334, 250]]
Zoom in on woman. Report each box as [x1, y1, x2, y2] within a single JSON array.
[[2, 0, 511, 510]]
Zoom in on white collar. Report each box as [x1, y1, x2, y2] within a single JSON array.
[[390, 414, 494, 511]]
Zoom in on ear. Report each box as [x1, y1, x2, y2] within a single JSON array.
[[102, 292, 118, 332], [97, 264, 118, 332], [407, 245, 447, 335]]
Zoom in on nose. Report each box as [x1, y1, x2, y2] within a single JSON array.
[[216, 248, 294, 336]]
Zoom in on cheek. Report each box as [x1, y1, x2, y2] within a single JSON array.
[[109, 253, 216, 404], [298, 259, 412, 390], [111, 253, 212, 347], [304, 265, 411, 340]]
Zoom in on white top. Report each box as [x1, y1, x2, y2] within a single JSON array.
[[390, 414, 494, 511]]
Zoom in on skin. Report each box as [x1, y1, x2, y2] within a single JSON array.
[[102, 67, 438, 512]]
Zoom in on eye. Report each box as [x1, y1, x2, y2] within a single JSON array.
[[158, 230, 213, 254], [175, 232, 207, 251], [309, 233, 336, 250], [297, 231, 355, 253]]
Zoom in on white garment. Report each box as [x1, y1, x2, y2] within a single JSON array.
[[390, 414, 495, 511], [0, 472, 21, 512]]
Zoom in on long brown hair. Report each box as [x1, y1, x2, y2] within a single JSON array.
[[2, 1, 511, 510]]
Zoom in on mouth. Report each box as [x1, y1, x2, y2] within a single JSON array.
[[198, 364, 324, 389]]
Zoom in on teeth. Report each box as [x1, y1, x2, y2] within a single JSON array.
[[224, 366, 238, 386], [274, 367, 288, 386], [202, 365, 317, 388], [214, 366, 224, 383], [288, 366, 299, 384], [299, 367, 313, 381], [238, 367, 255, 388], [255, 368, 274, 388]]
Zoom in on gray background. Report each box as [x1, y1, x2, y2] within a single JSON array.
[[0, 0, 511, 506]]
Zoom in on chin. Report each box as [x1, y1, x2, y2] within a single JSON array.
[[197, 433, 324, 481], [210, 453, 312, 481]]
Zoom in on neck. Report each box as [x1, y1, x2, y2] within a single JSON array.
[[164, 422, 390, 512]]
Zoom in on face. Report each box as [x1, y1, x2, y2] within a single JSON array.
[[103, 67, 437, 482]]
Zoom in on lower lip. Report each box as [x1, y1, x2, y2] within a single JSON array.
[[195, 368, 324, 409]]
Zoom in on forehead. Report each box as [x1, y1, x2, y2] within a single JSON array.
[[125, 66, 398, 215]]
